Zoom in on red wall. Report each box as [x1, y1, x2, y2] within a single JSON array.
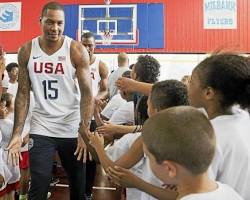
[[0, 0, 250, 53]]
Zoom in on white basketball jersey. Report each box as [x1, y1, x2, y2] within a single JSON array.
[[90, 58, 101, 96], [27, 36, 80, 138]]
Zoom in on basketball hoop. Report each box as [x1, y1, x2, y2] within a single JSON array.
[[101, 30, 113, 45], [100, 0, 113, 45], [104, 0, 111, 5]]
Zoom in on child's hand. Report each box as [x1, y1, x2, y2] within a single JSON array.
[[96, 121, 117, 135], [106, 166, 139, 188], [89, 132, 104, 150]]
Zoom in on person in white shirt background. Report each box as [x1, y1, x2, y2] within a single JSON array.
[[188, 53, 250, 200], [108, 52, 129, 99], [6, 63, 19, 98]]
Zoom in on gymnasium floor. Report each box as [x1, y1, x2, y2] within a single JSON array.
[[49, 165, 124, 200]]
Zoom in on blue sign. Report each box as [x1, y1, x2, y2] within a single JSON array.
[[0, 2, 21, 31]]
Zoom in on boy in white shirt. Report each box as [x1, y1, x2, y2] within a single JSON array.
[[140, 106, 243, 200]]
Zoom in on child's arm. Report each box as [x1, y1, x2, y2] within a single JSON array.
[[96, 122, 140, 138], [107, 166, 178, 200], [89, 133, 144, 172], [116, 77, 153, 96]]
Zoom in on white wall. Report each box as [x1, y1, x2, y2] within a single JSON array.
[[5, 53, 209, 81]]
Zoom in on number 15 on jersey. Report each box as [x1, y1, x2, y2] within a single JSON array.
[[42, 80, 58, 100]]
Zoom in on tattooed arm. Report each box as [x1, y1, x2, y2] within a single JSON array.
[[7, 42, 31, 166]]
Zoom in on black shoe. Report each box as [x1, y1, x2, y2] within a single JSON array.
[[50, 177, 59, 186], [85, 194, 92, 200]]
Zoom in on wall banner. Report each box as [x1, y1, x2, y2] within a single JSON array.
[[204, 0, 237, 29], [0, 2, 21, 31]]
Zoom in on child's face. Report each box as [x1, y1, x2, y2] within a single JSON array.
[[143, 143, 177, 185], [188, 70, 206, 108], [8, 67, 18, 81]]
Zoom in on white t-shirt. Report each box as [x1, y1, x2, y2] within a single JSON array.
[[108, 66, 129, 98], [101, 93, 126, 119], [0, 148, 12, 191], [90, 58, 101, 97], [109, 101, 134, 125], [0, 119, 20, 185], [180, 182, 243, 200], [2, 70, 9, 89], [140, 156, 163, 200], [7, 82, 18, 97], [106, 132, 162, 200], [209, 108, 250, 200], [0, 118, 13, 148], [106, 133, 143, 200], [28, 36, 80, 138]]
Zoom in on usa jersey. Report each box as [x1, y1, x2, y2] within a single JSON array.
[[90, 58, 101, 97], [27, 36, 80, 138]]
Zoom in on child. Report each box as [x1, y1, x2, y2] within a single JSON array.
[[141, 106, 243, 199], [1, 93, 14, 120], [1, 92, 34, 200], [0, 98, 20, 200], [188, 53, 250, 199], [5, 62, 19, 98], [87, 80, 189, 200]]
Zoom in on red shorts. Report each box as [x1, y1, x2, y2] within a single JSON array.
[[0, 181, 20, 197], [19, 151, 29, 169]]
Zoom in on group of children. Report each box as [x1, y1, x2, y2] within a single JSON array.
[[84, 53, 250, 200], [0, 62, 34, 200]]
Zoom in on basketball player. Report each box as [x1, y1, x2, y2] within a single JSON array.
[[6, 2, 94, 200], [81, 31, 109, 199], [81, 32, 109, 107]]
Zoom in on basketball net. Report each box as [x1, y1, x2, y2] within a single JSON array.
[[101, 0, 113, 45], [101, 30, 113, 45]]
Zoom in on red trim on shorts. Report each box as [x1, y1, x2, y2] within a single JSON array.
[[20, 151, 29, 169], [0, 187, 7, 197], [0, 181, 20, 197], [6, 181, 20, 193]]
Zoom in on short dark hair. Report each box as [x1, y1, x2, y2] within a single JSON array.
[[142, 106, 216, 175], [81, 32, 95, 41], [195, 53, 250, 109], [135, 95, 149, 125], [135, 55, 160, 83], [6, 62, 18, 73], [129, 64, 134, 70], [41, 2, 64, 18], [151, 80, 189, 111], [122, 70, 131, 78]]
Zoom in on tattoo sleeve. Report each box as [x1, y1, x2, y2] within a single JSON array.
[[13, 45, 31, 136]]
